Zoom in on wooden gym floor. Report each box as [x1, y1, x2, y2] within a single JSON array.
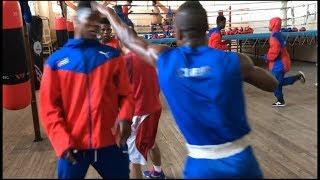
[[3, 61, 317, 179]]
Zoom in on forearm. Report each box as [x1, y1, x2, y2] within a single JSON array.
[[99, 7, 131, 39], [97, 6, 148, 55], [245, 66, 278, 92], [96, 3, 163, 66], [238, 53, 278, 92], [154, 6, 161, 13], [65, 1, 77, 11], [156, 2, 169, 13]]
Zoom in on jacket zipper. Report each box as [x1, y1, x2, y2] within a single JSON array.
[[88, 77, 97, 162], [87, 76, 92, 149], [83, 49, 93, 149]]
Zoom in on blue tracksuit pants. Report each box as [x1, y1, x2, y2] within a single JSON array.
[[272, 71, 300, 102], [57, 145, 129, 179]]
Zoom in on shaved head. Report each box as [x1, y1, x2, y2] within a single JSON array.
[[174, 1, 209, 45], [175, 1, 208, 34]]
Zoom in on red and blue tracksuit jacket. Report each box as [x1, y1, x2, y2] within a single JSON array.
[[265, 17, 291, 73], [208, 28, 228, 50], [39, 39, 134, 157]]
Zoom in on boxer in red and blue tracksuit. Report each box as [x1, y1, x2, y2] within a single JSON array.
[[39, 2, 134, 179], [208, 15, 228, 50], [264, 17, 305, 106]]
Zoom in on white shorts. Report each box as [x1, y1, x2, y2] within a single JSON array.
[[126, 110, 161, 165]]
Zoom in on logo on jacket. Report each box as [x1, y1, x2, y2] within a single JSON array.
[[99, 51, 111, 58], [57, 57, 70, 67], [177, 66, 211, 78]]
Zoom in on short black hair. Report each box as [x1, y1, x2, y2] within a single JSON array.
[[175, 1, 208, 36], [100, 17, 110, 25], [217, 15, 226, 24], [127, 0, 133, 3]]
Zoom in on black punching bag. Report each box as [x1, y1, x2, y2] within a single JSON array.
[[3, 1, 31, 110], [29, 16, 43, 90], [55, 17, 68, 48]]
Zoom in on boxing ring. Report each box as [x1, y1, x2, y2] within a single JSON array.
[[146, 30, 318, 60], [223, 30, 318, 59], [223, 30, 318, 47], [147, 30, 317, 46], [128, 1, 317, 60]]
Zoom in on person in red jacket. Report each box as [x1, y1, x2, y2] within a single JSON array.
[[98, 17, 119, 49], [263, 17, 306, 106], [208, 15, 229, 50], [39, 2, 134, 178], [119, 29, 165, 179]]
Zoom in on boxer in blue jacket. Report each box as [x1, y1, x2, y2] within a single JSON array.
[[95, 1, 278, 179]]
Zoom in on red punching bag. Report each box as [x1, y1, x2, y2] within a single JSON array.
[[66, 20, 74, 39], [55, 17, 68, 47], [3, 1, 31, 110]]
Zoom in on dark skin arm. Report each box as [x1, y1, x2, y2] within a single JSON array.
[[113, 121, 131, 147], [64, 1, 77, 11], [238, 53, 278, 92], [103, 0, 116, 6], [94, 3, 277, 93], [94, 2, 167, 67]]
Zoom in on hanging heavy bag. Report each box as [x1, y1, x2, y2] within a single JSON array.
[[3, 1, 31, 110]]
